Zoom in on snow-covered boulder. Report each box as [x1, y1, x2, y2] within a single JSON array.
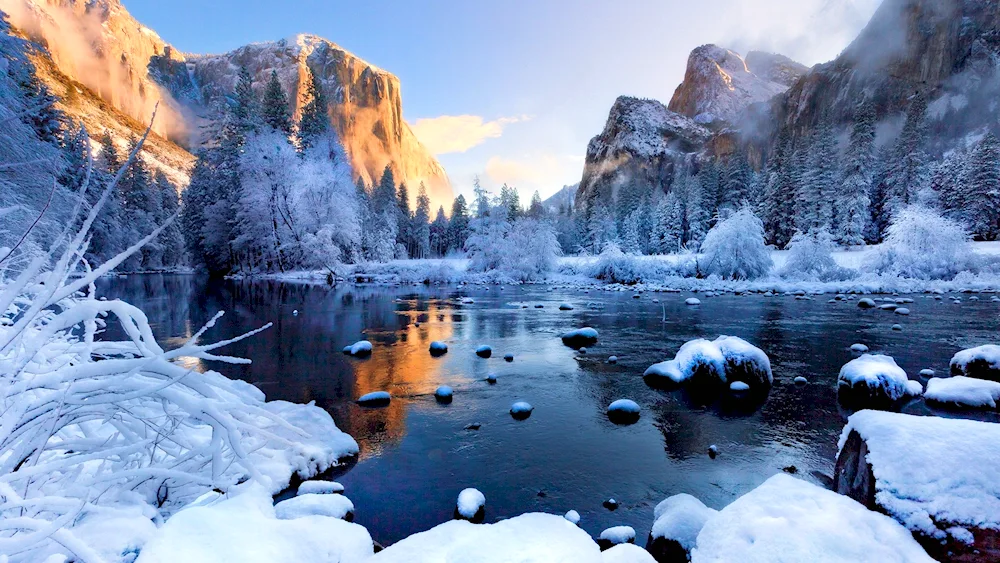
[[372, 513, 604, 562], [837, 354, 912, 409], [691, 474, 933, 562], [685, 297, 701, 306], [344, 340, 373, 357], [510, 401, 534, 420], [504, 353, 514, 362], [950, 344, 1000, 381], [646, 494, 716, 563], [560, 303, 575, 310], [857, 298, 876, 309], [357, 391, 391, 407], [607, 399, 641, 425], [835, 410, 1000, 561], [597, 526, 636, 550], [602, 543, 656, 563], [476, 345, 493, 358], [850, 343, 869, 353], [429, 341, 449, 357], [644, 339, 724, 389], [925, 376, 1000, 409], [298, 481, 344, 496], [435, 385, 454, 404], [644, 336, 770, 393], [455, 488, 486, 523], [565, 510, 581, 524], [714, 335, 772, 389], [275, 493, 355, 521], [562, 327, 599, 349], [136, 484, 373, 563]]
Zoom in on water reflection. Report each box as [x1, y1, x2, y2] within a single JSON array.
[[97, 276, 1000, 546]]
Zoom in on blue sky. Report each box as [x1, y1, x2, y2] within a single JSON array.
[[125, 0, 881, 203]]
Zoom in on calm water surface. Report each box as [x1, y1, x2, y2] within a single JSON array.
[[97, 275, 1000, 546]]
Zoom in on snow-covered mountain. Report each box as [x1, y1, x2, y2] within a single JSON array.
[[543, 183, 578, 213], [576, 96, 710, 214], [0, 0, 453, 207], [577, 0, 1000, 218], [668, 45, 807, 126]]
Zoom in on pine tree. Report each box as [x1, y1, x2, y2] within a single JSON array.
[[884, 92, 929, 216], [154, 171, 185, 268], [722, 152, 751, 211], [651, 192, 683, 253], [447, 194, 471, 252], [527, 190, 544, 218], [368, 166, 399, 261], [297, 69, 330, 151], [837, 99, 875, 246], [233, 66, 259, 134], [430, 206, 448, 256], [261, 70, 291, 134], [99, 131, 121, 176], [413, 183, 431, 258], [586, 203, 618, 253], [698, 159, 722, 224], [16, 65, 62, 144], [808, 116, 838, 233], [867, 146, 893, 242], [396, 182, 412, 257], [499, 184, 521, 220], [961, 133, 1000, 239], [791, 133, 815, 235], [472, 176, 490, 218], [762, 128, 794, 246]]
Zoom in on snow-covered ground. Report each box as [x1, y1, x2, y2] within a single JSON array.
[[254, 242, 1000, 294]]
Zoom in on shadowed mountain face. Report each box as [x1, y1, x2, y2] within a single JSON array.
[[1, 0, 453, 208], [577, 0, 1000, 216]]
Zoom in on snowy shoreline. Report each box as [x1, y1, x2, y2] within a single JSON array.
[[228, 241, 1000, 295]]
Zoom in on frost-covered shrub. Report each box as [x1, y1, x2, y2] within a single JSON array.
[[0, 122, 357, 561], [699, 207, 772, 280], [866, 206, 971, 280], [781, 230, 853, 281], [466, 210, 560, 282], [590, 243, 645, 285]]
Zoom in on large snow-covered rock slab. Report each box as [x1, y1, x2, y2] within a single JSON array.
[[562, 327, 599, 349], [950, 344, 1000, 381], [602, 543, 656, 562], [835, 410, 1000, 561], [691, 474, 934, 563], [925, 376, 1000, 409], [259, 400, 359, 489], [647, 493, 717, 563], [837, 354, 913, 409], [136, 484, 373, 563], [274, 492, 355, 521], [371, 513, 605, 562]]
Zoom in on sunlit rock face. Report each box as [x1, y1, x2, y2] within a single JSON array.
[[2, 0, 452, 207], [668, 45, 806, 126], [186, 35, 452, 209], [575, 96, 711, 215]]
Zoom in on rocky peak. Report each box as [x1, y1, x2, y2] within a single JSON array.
[[2, 0, 453, 208], [668, 44, 805, 126], [575, 96, 710, 213]]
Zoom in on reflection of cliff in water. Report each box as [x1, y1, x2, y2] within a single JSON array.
[[345, 293, 456, 459], [95, 276, 457, 459]]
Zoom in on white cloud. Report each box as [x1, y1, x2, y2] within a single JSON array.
[[410, 115, 528, 155], [483, 153, 582, 199]]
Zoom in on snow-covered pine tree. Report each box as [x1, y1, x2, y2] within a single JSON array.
[[447, 194, 471, 253], [684, 173, 708, 248], [13, 58, 62, 144], [396, 182, 412, 257], [698, 159, 722, 225], [298, 69, 328, 151], [651, 191, 683, 254], [791, 132, 815, 235], [586, 203, 618, 253], [499, 184, 521, 220], [233, 66, 259, 134], [527, 190, 544, 218], [884, 92, 929, 217], [119, 135, 156, 270], [98, 130, 121, 176], [960, 132, 1000, 239], [808, 116, 838, 233], [261, 70, 291, 134], [867, 145, 894, 242], [413, 183, 431, 259], [722, 152, 751, 211], [430, 205, 448, 257], [762, 128, 796, 247], [931, 148, 966, 219], [369, 165, 399, 261], [154, 171, 185, 268], [836, 99, 875, 246], [473, 175, 490, 218]]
